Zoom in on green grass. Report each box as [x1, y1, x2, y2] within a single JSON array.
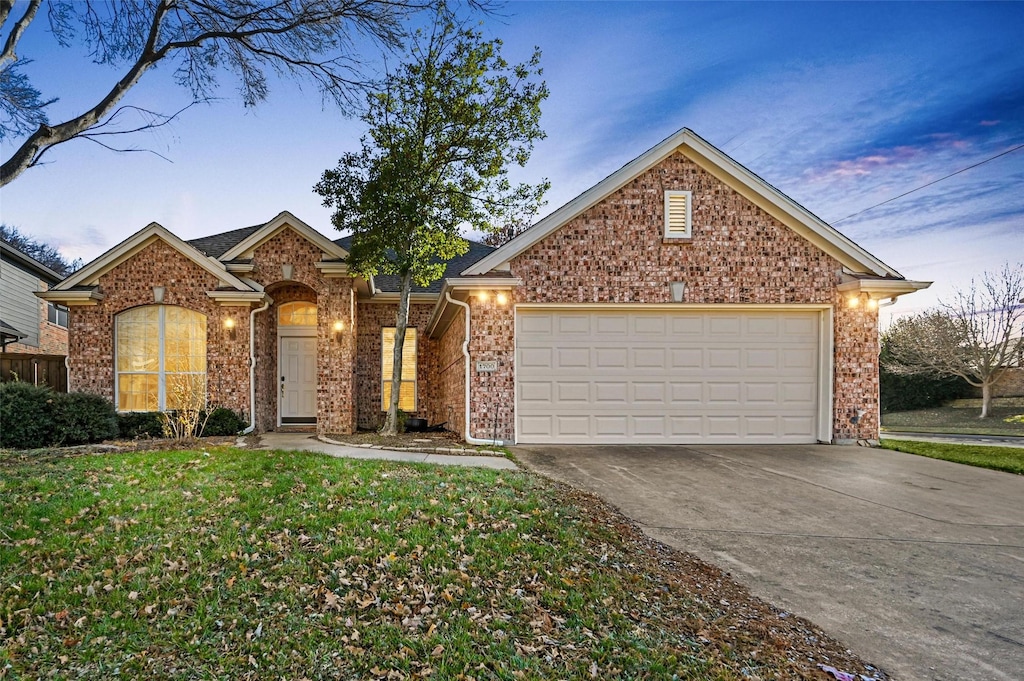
[[0, 447, 866, 680], [881, 439, 1024, 475], [881, 404, 1024, 437]]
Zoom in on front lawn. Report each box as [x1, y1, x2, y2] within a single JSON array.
[[881, 404, 1024, 437], [881, 439, 1024, 475], [0, 447, 881, 679]]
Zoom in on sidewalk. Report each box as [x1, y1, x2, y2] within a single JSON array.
[[252, 431, 518, 470], [880, 431, 1024, 449]]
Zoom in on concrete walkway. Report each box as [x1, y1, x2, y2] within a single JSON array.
[[253, 431, 517, 470]]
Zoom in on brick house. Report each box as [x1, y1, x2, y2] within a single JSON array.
[[39, 128, 929, 444]]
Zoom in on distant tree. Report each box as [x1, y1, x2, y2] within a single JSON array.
[[0, 0, 438, 186], [0, 223, 80, 276], [315, 9, 548, 436], [482, 220, 531, 247], [883, 263, 1024, 418]]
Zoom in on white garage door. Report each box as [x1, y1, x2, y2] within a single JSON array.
[[516, 309, 822, 444]]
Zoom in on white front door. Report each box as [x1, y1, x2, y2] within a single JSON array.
[[279, 336, 317, 424]]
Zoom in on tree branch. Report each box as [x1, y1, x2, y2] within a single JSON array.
[[0, 0, 40, 70]]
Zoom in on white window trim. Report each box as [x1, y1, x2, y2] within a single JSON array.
[[664, 190, 692, 239], [381, 327, 418, 411], [114, 306, 207, 412]]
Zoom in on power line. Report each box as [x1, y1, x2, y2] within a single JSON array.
[[832, 141, 1024, 224]]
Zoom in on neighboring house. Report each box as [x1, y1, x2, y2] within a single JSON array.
[[39, 128, 930, 444], [1, 239, 68, 354]]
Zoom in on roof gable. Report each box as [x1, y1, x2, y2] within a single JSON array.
[[54, 223, 254, 292], [220, 211, 348, 262], [463, 127, 902, 279]]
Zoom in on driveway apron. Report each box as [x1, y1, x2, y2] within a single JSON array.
[[515, 444, 1024, 681]]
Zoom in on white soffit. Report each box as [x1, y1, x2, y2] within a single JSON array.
[[462, 127, 903, 279]]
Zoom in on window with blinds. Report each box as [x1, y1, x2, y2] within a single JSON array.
[[664, 190, 692, 239], [381, 327, 417, 411]]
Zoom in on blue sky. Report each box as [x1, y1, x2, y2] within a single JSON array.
[[2, 1, 1022, 324]]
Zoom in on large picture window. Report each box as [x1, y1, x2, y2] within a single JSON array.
[[116, 306, 207, 411], [381, 327, 417, 411]]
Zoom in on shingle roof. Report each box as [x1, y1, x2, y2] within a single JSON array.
[[184, 222, 495, 294], [333, 236, 495, 293], [187, 223, 266, 257]]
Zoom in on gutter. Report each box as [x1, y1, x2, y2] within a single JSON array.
[[242, 296, 272, 435], [444, 291, 505, 447]]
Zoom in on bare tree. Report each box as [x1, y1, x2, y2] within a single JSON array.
[[883, 263, 1024, 418], [0, 223, 81, 275], [0, 0, 436, 186]]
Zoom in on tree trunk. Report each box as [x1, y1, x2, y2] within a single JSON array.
[[980, 381, 992, 419], [380, 270, 413, 436]]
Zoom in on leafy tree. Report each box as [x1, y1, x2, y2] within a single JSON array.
[[0, 0, 435, 186], [883, 263, 1024, 418], [315, 10, 548, 435], [0, 223, 80, 276]]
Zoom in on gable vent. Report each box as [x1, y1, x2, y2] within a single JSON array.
[[664, 190, 692, 239]]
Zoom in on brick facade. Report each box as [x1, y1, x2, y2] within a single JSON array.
[[354, 302, 439, 431], [68, 240, 251, 416], [489, 151, 880, 442]]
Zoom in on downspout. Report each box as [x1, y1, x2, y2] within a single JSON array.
[[445, 291, 504, 446], [242, 297, 272, 435]]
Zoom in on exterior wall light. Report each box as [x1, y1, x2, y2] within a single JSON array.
[[332, 320, 345, 342], [847, 296, 860, 308], [496, 293, 508, 306], [670, 281, 686, 303], [224, 317, 237, 340], [476, 291, 489, 302]]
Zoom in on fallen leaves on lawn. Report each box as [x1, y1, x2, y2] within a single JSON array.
[[0, 447, 886, 680]]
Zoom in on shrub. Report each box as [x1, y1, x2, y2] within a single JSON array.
[[200, 407, 246, 436], [0, 382, 55, 449], [52, 392, 118, 445], [117, 411, 165, 439]]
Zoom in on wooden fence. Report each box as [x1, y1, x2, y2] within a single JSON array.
[[0, 353, 68, 392]]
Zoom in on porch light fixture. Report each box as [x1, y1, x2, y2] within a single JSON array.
[[670, 281, 686, 303], [332, 320, 345, 342], [224, 317, 237, 340], [476, 291, 489, 302], [847, 296, 860, 308], [496, 293, 508, 306], [153, 286, 165, 303], [282, 263, 294, 281]]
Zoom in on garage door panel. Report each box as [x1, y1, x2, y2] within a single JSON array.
[[596, 315, 628, 335], [595, 382, 628, 403], [556, 382, 590, 402], [517, 309, 820, 444], [671, 348, 703, 370], [558, 315, 591, 334], [596, 347, 628, 368], [520, 347, 552, 369], [556, 347, 590, 368], [632, 347, 667, 368], [632, 382, 666, 403]]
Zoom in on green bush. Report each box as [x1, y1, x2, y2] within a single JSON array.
[[879, 366, 969, 413], [52, 392, 119, 445], [117, 411, 165, 439], [200, 407, 246, 436], [0, 382, 55, 449]]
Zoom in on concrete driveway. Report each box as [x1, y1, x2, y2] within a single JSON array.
[[515, 444, 1024, 681]]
